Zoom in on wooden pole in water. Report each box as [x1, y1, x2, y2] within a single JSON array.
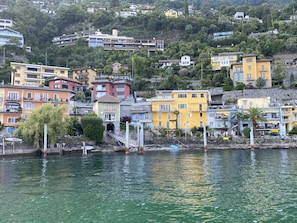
[[43, 124, 47, 157], [2, 136, 5, 155], [138, 123, 144, 154], [203, 125, 207, 152], [125, 121, 129, 155], [250, 124, 254, 151]]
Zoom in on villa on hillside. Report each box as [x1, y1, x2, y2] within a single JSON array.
[[159, 55, 194, 68]]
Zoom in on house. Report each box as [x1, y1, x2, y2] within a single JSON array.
[[92, 75, 132, 101], [233, 12, 244, 20], [112, 62, 128, 74], [211, 52, 243, 71], [131, 100, 153, 129], [10, 62, 69, 87], [72, 67, 97, 89], [0, 85, 72, 134], [213, 31, 233, 40], [115, 11, 137, 18], [230, 54, 272, 88], [48, 76, 83, 92], [0, 19, 15, 29], [150, 90, 210, 133], [164, 9, 178, 18], [0, 28, 24, 48], [93, 94, 121, 134], [159, 55, 194, 68]]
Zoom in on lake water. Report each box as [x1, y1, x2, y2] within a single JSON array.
[[0, 149, 297, 223]]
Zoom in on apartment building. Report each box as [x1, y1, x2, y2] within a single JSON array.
[[48, 76, 83, 92], [230, 54, 272, 88], [151, 90, 210, 132], [92, 75, 132, 100], [0, 85, 73, 134], [72, 67, 97, 89], [0, 28, 24, 48], [211, 52, 243, 71], [0, 19, 15, 29], [10, 62, 69, 87]]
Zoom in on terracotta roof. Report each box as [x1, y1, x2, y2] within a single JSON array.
[[48, 76, 82, 84], [96, 94, 121, 103]]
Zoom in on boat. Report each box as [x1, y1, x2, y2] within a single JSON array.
[[81, 145, 94, 150], [169, 144, 180, 149]]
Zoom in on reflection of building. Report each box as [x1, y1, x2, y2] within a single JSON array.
[[92, 75, 132, 100], [0, 28, 24, 48], [230, 54, 272, 88], [151, 90, 210, 131], [10, 62, 69, 87], [93, 94, 121, 134], [0, 85, 72, 134]]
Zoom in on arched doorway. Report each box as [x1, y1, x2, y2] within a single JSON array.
[[106, 123, 115, 133]]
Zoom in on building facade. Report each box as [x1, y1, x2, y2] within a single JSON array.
[[48, 76, 83, 92], [0, 28, 24, 48], [10, 62, 69, 87], [131, 101, 153, 129], [0, 85, 72, 134], [93, 94, 121, 134], [230, 54, 272, 88], [72, 68, 97, 89], [92, 75, 132, 101], [151, 90, 210, 132], [211, 52, 243, 71]]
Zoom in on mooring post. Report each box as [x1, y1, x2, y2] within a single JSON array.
[[82, 141, 87, 155], [250, 124, 254, 151], [138, 123, 144, 154], [203, 125, 207, 152], [2, 136, 5, 155], [125, 121, 129, 155], [43, 124, 47, 157]]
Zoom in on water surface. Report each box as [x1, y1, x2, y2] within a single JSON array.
[[0, 149, 297, 222]]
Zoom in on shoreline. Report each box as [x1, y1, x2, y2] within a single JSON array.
[[1, 142, 297, 157]]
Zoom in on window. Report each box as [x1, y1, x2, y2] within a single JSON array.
[[246, 58, 252, 62], [200, 113, 203, 117], [166, 122, 170, 128], [261, 72, 265, 79], [158, 121, 162, 128], [53, 94, 59, 102], [105, 104, 116, 111], [261, 65, 265, 71], [192, 94, 197, 98], [158, 112, 162, 119], [8, 92, 18, 100], [185, 121, 190, 126], [178, 104, 187, 109], [159, 104, 170, 111], [27, 92, 32, 99], [35, 93, 40, 101], [248, 65, 251, 70], [42, 94, 48, 101], [15, 73, 20, 77], [247, 73, 251, 80], [210, 122, 213, 127], [104, 113, 115, 121], [15, 81, 20, 84], [8, 118, 17, 123], [60, 70, 65, 74], [168, 113, 171, 119], [200, 93, 204, 98], [24, 102, 34, 110], [178, 93, 187, 98], [200, 121, 203, 127]]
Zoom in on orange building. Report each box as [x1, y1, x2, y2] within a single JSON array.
[[0, 85, 73, 134]]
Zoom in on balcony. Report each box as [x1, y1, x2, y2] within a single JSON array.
[[6, 97, 20, 102]]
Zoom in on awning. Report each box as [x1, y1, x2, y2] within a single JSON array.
[[270, 129, 279, 133]]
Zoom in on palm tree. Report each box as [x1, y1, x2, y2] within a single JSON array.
[[247, 107, 267, 137], [234, 111, 248, 136]]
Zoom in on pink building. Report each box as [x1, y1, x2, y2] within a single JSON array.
[[48, 76, 83, 92], [92, 75, 132, 100]]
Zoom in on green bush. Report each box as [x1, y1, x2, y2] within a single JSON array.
[[243, 127, 251, 138], [223, 85, 233, 91], [289, 126, 297, 135]]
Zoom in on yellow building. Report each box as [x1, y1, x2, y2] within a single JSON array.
[[72, 68, 97, 89], [230, 54, 272, 88], [281, 105, 297, 134], [10, 62, 69, 87], [151, 90, 210, 131], [164, 9, 178, 18], [211, 52, 243, 71]]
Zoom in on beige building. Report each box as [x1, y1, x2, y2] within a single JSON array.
[[10, 62, 69, 87], [237, 97, 270, 110], [72, 68, 97, 89]]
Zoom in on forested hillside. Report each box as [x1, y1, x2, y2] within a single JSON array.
[[0, 0, 296, 91]]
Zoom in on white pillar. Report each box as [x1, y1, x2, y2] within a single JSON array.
[[125, 121, 129, 154], [137, 122, 140, 147], [44, 124, 47, 156], [82, 141, 87, 155], [203, 125, 207, 152], [250, 124, 254, 150], [139, 123, 144, 154]]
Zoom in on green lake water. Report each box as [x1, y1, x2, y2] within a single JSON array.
[[1, 149, 297, 223]]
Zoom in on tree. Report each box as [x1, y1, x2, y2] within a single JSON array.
[[256, 77, 266, 88], [272, 61, 288, 86], [81, 115, 105, 143], [290, 73, 295, 88], [247, 107, 267, 137], [234, 111, 248, 136], [14, 103, 68, 148]]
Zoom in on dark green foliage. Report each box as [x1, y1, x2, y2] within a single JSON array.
[[289, 126, 297, 135], [81, 116, 105, 143], [243, 127, 251, 138], [236, 83, 246, 90], [223, 85, 233, 91]]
